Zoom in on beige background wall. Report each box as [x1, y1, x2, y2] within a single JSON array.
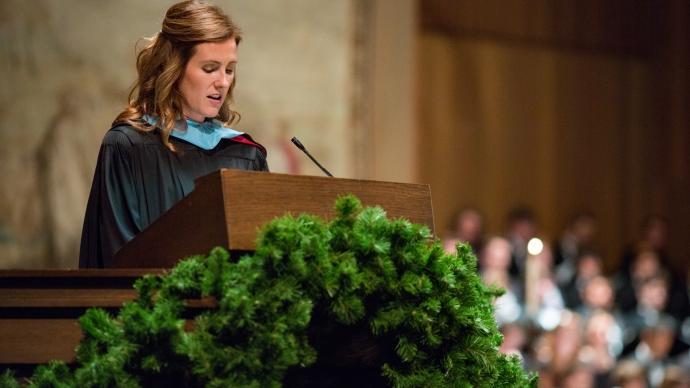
[[0, 0, 357, 268]]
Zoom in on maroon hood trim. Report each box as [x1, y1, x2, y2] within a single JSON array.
[[230, 134, 267, 157]]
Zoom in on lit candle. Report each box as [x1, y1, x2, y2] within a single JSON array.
[[525, 237, 544, 317]]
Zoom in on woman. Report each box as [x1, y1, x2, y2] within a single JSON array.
[[79, 0, 268, 268]]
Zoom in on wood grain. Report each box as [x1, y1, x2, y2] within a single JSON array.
[[221, 170, 435, 251], [0, 269, 215, 365], [0, 269, 162, 278], [0, 319, 82, 363], [115, 170, 435, 268], [0, 289, 138, 307]]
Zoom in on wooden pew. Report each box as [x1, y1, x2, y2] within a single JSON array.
[[0, 269, 159, 368]]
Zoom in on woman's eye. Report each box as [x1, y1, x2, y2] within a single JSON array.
[[226, 68, 234, 75], [203, 67, 216, 73]]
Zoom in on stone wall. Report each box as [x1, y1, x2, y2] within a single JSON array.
[[0, 0, 354, 268]]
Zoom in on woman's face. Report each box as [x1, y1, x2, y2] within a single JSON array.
[[178, 38, 237, 122]]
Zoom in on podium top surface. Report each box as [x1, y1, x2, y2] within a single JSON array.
[[114, 170, 434, 267]]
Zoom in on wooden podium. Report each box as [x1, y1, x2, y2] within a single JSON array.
[[114, 169, 434, 268], [0, 170, 434, 369]]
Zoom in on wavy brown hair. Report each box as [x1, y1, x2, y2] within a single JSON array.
[[113, 0, 242, 151]]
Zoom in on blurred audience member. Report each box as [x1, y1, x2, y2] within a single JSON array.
[[559, 364, 595, 388], [506, 207, 538, 278], [615, 250, 663, 314], [637, 273, 671, 316], [554, 212, 598, 288], [611, 359, 648, 388], [621, 272, 672, 353], [481, 236, 522, 326], [525, 243, 565, 331], [630, 315, 678, 387], [443, 207, 484, 256], [666, 270, 690, 326], [533, 311, 582, 374], [561, 252, 604, 308], [578, 275, 616, 318], [680, 268, 690, 348], [579, 310, 623, 383], [499, 322, 528, 360], [659, 365, 690, 388], [620, 215, 670, 273]]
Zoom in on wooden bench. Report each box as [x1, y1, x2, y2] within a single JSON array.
[[0, 269, 160, 367]]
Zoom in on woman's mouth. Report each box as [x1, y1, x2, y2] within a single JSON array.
[[207, 94, 222, 106]]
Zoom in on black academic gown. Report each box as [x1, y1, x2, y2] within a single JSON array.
[[79, 125, 268, 268]]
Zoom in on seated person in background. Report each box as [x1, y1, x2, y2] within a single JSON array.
[[498, 322, 528, 360], [505, 206, 537, 278], [577, 275, 616, 319], [532, 311, 583, 381], [610, 359, 648, 388], [556, 364, 595, 388], [553, 212, 598, 288], [620, 215, 671, 274], [615, 249, 663, 313], [480, 236, 523, 326], [560, 251, 603, 309], [443, 207, 484, 257], [79, 0, 268, 268], [579, 310, 623, 381], [628, 314, 678, 387], [524, 242, 565, 331], [659, 366, 690, 388], [621, 273, 680, 356]]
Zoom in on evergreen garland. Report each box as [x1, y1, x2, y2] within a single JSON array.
[[1, 195, 536, 387]]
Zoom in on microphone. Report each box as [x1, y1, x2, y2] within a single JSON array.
[[291, 137, 333, 177]]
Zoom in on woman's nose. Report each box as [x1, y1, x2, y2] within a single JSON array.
[[216, 74, 230, 89]]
